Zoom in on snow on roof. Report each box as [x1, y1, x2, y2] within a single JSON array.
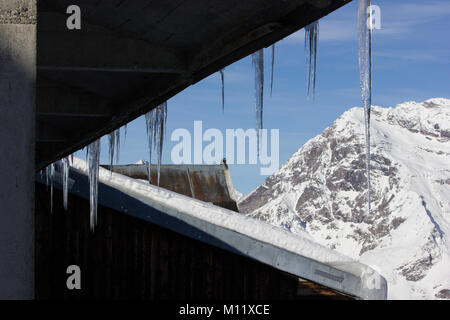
[[71, 156, 387, 299]]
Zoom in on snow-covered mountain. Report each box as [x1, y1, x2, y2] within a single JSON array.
[[239, 98, 450, 300]]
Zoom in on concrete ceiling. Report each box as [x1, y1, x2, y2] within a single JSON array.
[[36, 0, 351, 170]]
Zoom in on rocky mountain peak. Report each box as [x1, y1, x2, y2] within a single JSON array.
[[239, 98, 450, 299]]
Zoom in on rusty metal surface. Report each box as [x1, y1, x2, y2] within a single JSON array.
[[103, 161, 239, 212]]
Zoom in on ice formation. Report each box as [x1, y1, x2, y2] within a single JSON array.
[[220, 68, 225, 112], [358, 0, 373, 213], [123, 124, 128, 144], [50, 163, 54, 213], [270, 44, 275, 97], [62, 157, 69, 211], [108, 128, 121, 171], [305, 21, 319, 99], [45, 165, 50, 189], [145, 102, 168, 185], [87, 139, 101, 231], [145, 111, 154, 182], [252, 49, 264, 154]]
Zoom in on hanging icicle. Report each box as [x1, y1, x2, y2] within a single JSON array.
[[108, 128, 121, 172], [145, 110, 155, 183], [219, 68, 225, 112], [145, 102, 168, 185], [87, 139, 101, 232], [305, 21, 319, 99], [108, 131, 115, 172], [62, 157, 69, 211], [115, 128, 120, 164], [270, 44, 275, 97], [252, 49, 264, 155], [123, 124, 128, 144], [155, 102, 167, 186], [358, 0, 372, 214], [50, 163, 55, 214], [45, 165, 50, 190]]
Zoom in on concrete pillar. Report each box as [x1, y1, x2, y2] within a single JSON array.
[[0, 0, 36, 299]]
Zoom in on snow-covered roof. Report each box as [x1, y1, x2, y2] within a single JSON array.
[[64, 157, 387, 300]]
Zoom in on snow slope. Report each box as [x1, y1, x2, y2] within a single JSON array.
[[239, 98, 450, 299]]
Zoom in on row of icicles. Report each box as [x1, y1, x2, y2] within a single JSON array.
[[41, 0, 373, 231], [40, 101, 168, 232]]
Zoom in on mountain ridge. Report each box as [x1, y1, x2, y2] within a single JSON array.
[[239, 98, 450, 299]]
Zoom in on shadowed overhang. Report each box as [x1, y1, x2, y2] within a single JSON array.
[[36, 0, 352, 170]]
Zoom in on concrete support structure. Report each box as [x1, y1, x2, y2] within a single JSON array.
[[0, 0, 36, 299], [35, 0, 351, 169]]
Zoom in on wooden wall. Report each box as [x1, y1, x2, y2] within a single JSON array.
[[35, 183, 350, 300]]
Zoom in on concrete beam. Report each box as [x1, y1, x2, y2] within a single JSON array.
[[37, 80, 113, 116], [189, 0, 352, 83], [38, 12, 186, 74], [0, 0, 36, 299], [37, 115, 111, 143], [34, 0, 352, 169]]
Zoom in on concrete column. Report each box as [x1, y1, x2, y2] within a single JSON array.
[[0, 0, 36, 299]]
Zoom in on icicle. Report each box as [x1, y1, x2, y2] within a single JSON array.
[[305, 21, 319, 99], [358, 0, 372, 214], [62, 157, 69, 211], [219, 68, 225, 112], [45, 165, 50, 190], [145, 102, 168, 185], [50, 163, 55, 213], [123, 124, 128, 144], [115, 128, 120, 164], [270, 44, 275, 97], [108, 131, 116, 171], [87, 139, 101, 232], [155, 102, 167, 186], [145, 110, 155, 183], [108, 128, 121, 172], [252, 49, 264, 155]]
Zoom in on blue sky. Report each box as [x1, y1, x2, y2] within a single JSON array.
[[76, 0, 450, 195]]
